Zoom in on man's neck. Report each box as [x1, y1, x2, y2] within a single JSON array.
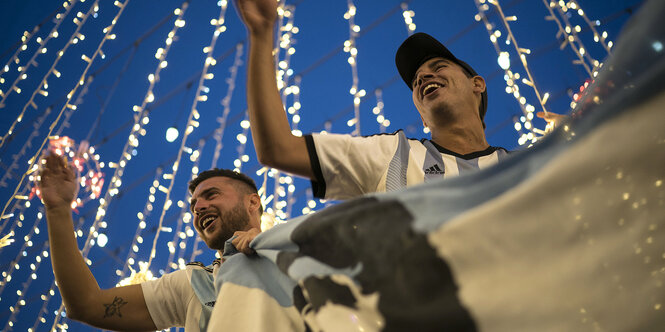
[[430, 122, 489, 155]]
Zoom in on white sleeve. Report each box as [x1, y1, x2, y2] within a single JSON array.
[[305, 132, 399, 200], [141, 269, 194, 329]]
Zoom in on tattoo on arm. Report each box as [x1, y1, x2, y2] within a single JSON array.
[[103, 296, 128, 318]]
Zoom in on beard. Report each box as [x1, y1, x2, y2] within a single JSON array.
[[203, 201, 251, 251]]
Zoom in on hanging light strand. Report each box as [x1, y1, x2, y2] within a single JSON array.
[[146, 0, 228, 270], [475, 0, 548, 145], [0, 0, 91, 150], [474, 0, 532, 145], [211, 42, 244, 167], [75, 0, 185, 274], [567, 0, 613, 53], [373, 89, 390, 133], [343, 0, 364, 136], [0, 0, 79, 109], [233, 112, 251, 172], [0, 25, 41, 86], [28, 281, 56, 331], [543, 0, 614, 110], [3, 241, 49, 330], [54, 75, 95, 137], [0, 107, 52, 189], [165, 139, 205, 273], [271, 4, 298, 220], [0, 0, 123, 243], [400, 2, 416, 35], [0, 212, 43, 300], [116, 168, 163, 281], [543, 0, 593, 76]]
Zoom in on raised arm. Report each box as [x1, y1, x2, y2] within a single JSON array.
[[40, 154, 156, 331], [235, 0, 314, 179]]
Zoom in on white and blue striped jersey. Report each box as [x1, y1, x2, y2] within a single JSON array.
[[305, 130, 509, 200]]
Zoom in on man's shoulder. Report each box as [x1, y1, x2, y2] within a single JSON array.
[[185, 258, 221, 273], [310, 129, 421, 140]]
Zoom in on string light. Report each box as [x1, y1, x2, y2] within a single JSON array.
[[0, 24, 42, 86], [0, 0, 79, 110], [0, 0, 122, 232], [116, 169, 162, 280], [343, 0, 364, 136], [475, 0, 548, 145], [543, 0, 593, 77], [40, 1, 132, 329], [184, 42, 245, 263], [211, 42, 244, 167], [0, 0, 90, 149], [165, 140, 205, 273], [567, 0, 613, 53], [0, 231, 14, 248], [28, 280, 56, 331], [75, 0, 186, 276], [2, 241, 49, 330], [0, 212, 42, 303], [400, 2, 416, 35], [234, 112, 251, 172], [542, 0, 613, 109], [373, 89, 390, 133], [145, 0, 228, 273], [0, 107, 52, 189]]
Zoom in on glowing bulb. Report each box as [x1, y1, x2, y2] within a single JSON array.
[[498, 52, 510, 70], [97, 233, 108, 247], [166, 127, 179, 142]]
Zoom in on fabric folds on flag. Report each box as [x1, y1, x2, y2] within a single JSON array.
[[207, 1, 665, 330]]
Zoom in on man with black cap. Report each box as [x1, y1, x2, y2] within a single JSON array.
[[235, 0, 509, 200]]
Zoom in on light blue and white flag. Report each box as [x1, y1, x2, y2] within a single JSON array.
[[208, 1, 665, 330]]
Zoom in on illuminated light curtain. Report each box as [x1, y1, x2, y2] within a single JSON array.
[[343, 0, 365, 136], [164, 139, 205, 273], [0, 0, 79, 110], [474, 0, 549, 146], [0, 211, 44, 301], [0, 26, 41, 85], [211, 42, 244, 167], [3, 241, 49, 330], [0, 0, 128, 228], [542, 0, 614, 110], [144, 0, 229, 270], [0, 0, 91, 150], [400, 2, 416, 35], [115, 169, 163, 281], [72, 1, 188, 288]]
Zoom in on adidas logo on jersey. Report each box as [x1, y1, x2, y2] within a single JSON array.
[[424, 164, 444, 174]]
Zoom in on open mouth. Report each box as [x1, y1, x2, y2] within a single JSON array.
[[421, 82, 444, 98], [200, 214, 218, 231]]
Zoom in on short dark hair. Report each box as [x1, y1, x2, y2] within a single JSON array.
[[189, 168, 263, 214]]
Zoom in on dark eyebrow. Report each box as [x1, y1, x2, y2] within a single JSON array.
[[412, 59, 450, 86], [189, 187, 220, 211]]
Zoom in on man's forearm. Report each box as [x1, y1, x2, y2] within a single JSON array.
[[246, 29, 313, 178], [46, 205, 101, 319]]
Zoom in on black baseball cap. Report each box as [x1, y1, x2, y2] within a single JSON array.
[[395, 32, 487, 127]]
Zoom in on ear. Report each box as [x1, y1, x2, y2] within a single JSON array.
[[246, 193, 262, 228], [246, 193, 261, 213], [471, 75, 486, 94]]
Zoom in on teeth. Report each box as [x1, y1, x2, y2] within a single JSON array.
[[423, 83, 442, 96], [201, 215, 216, 229]]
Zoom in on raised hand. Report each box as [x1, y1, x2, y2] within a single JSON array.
[[537, 111, 569, 133], [39, 153, 78, 210], [234, 0, 278, 34]]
